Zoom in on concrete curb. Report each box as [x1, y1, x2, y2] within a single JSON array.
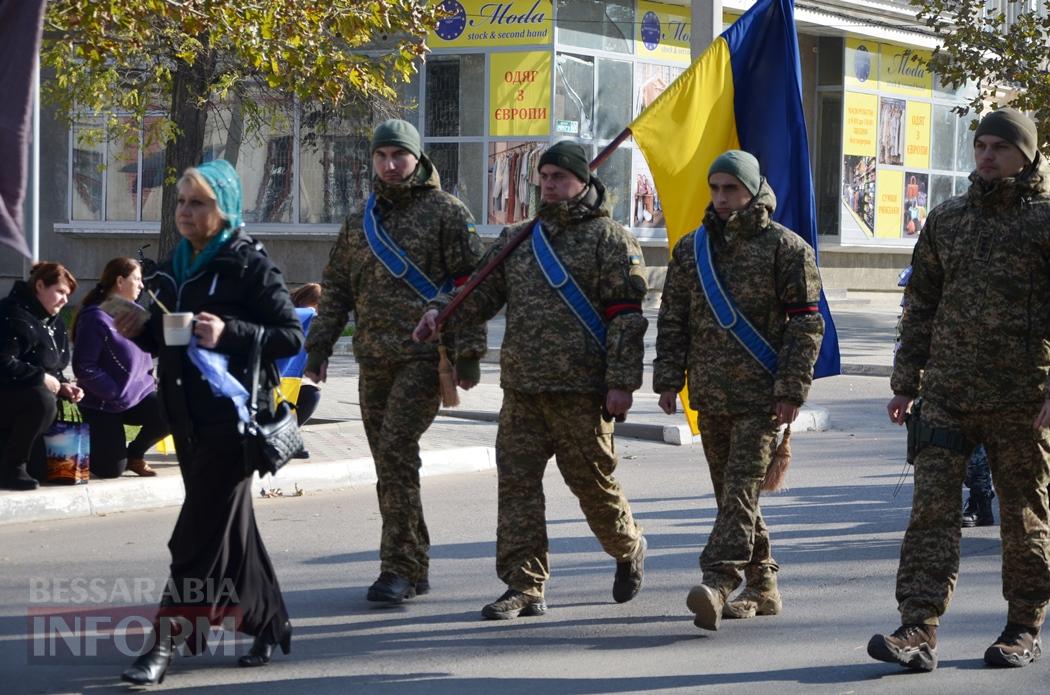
[[841, 363, 893, 377], [439, 406, 830, 446], [0, 446, 496, 527]]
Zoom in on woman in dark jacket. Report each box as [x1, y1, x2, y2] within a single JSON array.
[[117, 160, 303, 685], [0, 262, 84, 490], [72, 257, 168, 477]]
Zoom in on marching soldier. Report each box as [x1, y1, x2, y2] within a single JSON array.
[[305, 119, 485, 604], [653, 150, 824, 631], [415, 141, 648, 619], [869, 107, 1050, 671]]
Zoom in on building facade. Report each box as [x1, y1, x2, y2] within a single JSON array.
[[4, 0, 977, 296]]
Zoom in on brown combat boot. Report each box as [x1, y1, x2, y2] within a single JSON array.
[[867, 624, 938, 672], [481, 589, 547, 620], [984, 624, 1041, 668], [686, 584, 725, 631], [126, 459, 157, 477], [723, 566, 781, 619]]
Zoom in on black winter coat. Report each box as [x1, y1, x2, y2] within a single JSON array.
[[139, 231, 303, 439], [0, 281, 70, 390]]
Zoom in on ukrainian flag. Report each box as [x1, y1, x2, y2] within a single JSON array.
[[631, 0, 840, 428]]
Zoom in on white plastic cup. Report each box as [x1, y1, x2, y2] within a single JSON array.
[[162, 313, 194, 346]]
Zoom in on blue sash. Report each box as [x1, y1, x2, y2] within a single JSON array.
[[363, 194, 451, 301], [531, 221, 606, 350], [693, 225, 778, 374]]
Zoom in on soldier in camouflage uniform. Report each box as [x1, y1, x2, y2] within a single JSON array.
[[869, 108, 1050, 671], [653, 150, 824, 632], [415, 141, 649, 620], [305, 120, 486, 604]]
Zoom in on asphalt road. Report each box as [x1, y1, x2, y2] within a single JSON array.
[[0, 375, 1041, 694]]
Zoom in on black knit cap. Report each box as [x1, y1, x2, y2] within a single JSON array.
[[974, 107, 1038, 163], [538, 141, 590, 183]]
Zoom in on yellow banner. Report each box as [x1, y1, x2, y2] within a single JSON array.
[[875, 169, 904, 239], [904, 101, 932, 169], [879, 44, 932, 96], [843, 92, 878, 157], [637, 1, 691, 64], [489, 52, 551, 137], [429, 0, 552, 48], [845, 37, 879, 90]]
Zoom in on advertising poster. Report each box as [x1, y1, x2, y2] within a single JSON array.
[[429, 0, 552, 48], [902, 171, 929, 237], [489, 52, 552, 137], [634, 62, 685, 118], [879, 43, 933, 96], [878, 97, 906, 166], [636, 1, 691, 64], [842, 92, 878, 236], [904, 100, 931, 170], [631, 149, 665, 233], [845, 37, 879, 90], [875, 169, 904, 239], [842, 155, 875, 236]]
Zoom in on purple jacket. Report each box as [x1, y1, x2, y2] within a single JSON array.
[[72, 304, 156, 412]]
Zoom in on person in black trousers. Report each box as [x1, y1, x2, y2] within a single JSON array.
[[0, 262, 85, 489], [116, 160, 303, 685], [72, 257, 169, 478]]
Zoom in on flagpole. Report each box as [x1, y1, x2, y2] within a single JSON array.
[[423, 127, 636, 338], [30, 61, 40, 264]]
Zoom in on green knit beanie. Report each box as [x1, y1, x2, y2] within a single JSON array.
[[538, 141, 590, 183], [371, 119, 421, 158], [708, 150, 762, 196], [974, 107, 1038, 163]]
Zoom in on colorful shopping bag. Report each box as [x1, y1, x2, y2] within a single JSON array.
[[44, 402, 90, 485]]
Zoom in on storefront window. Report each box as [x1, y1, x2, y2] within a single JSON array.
[[488, 141, 546, 225], [928, 174, 954, 210], [426, 142, 484, 222], [555, 53, 594, 140], [596, 58, 632, 141], [816, 94, 842, 235], [595, 146, 630, 225], [299, 127, 371, 225], [426, 55, 484, 137], [930, 104, 956, 171], [556, 0, 633, 54], [954, 114, 977, 173]]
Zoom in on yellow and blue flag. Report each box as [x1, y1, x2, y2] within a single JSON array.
[[631, 0, 840, 382]]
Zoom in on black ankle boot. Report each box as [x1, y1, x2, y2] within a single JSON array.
[[121, 633, 173, 685], [0, 463, 39, 491], [238, 620, 292, 667]]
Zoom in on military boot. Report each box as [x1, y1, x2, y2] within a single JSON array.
[[481, 589, 547, 620], [984, 624, 1041, 668], [962, 489, 995, 527], [686, 584, 726, 631], [723, 566, 781, 619], [366, 572, 416, 603], [867, 624, 938, 672], [612, 536, 646, 603]]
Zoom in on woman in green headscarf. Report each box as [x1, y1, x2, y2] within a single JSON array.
[[116, 160, 303, 684]]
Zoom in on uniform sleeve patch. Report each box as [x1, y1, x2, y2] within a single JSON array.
[[628, 254, 641, 266], [466, 222, 477, 234]]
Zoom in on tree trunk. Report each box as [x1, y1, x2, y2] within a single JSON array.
[[158, 46, 215, 260]]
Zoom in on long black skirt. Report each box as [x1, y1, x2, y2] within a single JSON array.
[[161, 429, 288, 653]]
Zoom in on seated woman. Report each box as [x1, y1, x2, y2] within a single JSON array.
[[0, 262, 84, 490], [72, 257, 169, 478]]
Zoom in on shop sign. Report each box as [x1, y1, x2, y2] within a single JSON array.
[[429, 0, 552, 48], [879, 44, 932, 96], [637, 1, 691, 64], [845, 37, 879, 90], [904, 101, 931, 169], [556, 119, 578, 134], [490, 52, 552, 137]]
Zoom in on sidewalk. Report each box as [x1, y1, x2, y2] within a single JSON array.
[[0, 294, 899, 526]]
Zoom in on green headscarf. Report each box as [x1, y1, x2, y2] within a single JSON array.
[[172, 159, 243, 284]]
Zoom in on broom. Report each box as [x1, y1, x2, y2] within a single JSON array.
[[761, 425, 791, 492], [437, 341, 459, 408]]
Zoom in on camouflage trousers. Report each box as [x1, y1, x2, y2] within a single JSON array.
[[697, 412, 781, 598], [358, 358, 441, 583], [897, 399, 1050, 627], [495, 389, 642, 598]]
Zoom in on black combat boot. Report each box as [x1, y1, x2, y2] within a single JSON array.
[[984, 624, 1041, 667], [867, 624, 938, 671], [612, 536, 646, 603], [962, 489, 995, 527], [366, 572, 416, 603]]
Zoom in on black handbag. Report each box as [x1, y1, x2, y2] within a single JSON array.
[[240, 326, 304, 476]]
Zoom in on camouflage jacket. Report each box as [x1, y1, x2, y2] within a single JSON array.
[[305, 155, 485, 369], [892, 159, 1050, 410], [432, 178, 648, 395], [653, 181, 824, 415]]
